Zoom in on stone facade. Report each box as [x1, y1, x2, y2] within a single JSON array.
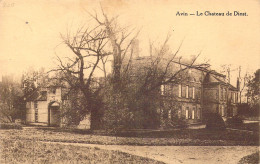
[[126, 56, 239, 126], [25, 86, 90, 128], [161, 67, 239, 125]]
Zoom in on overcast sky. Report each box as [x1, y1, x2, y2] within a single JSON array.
[[0, 0, 259, 85]]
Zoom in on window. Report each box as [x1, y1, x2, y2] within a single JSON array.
[[185, 108, 189, 119], [223, 89, 227, 100], [192, 107, 195, 119], [165, 84, 169, 95], [192, 87, 195, 99], [178, 84, 181, 97], [168, 110, 172, 120], [160, 85, 164, 95], [178, 109, 181, 118], [163, 109, 168, 119], [182, 85, 186, 97], [221, 87, 223, 100], [197, 108, 201, 119], [52, 88, 56, 94], [34, 101, 38, 109], [196, 87, 201, 100], [35, 108, 38, 122], [219, 106, 225, 117], [164, 84, 172, 95], [34, 101, 38, 122], [186, 86, 189, 98], [189, 87, 193, 98], [172, 84, 179, 97]]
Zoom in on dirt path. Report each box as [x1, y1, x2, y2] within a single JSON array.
[[43, 141, 258, 164]]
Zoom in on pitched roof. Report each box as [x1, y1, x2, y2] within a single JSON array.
[[204, 73, 238, 91], [26, 90, 47, 101], [129, 56, 226, 78]]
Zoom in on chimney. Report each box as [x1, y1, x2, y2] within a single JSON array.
[[131, 39, 139, 59]]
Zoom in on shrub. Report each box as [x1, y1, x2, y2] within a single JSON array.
[[226, 116, 243, 126], [103, 107, 134, 134], [0, 123, 22, 129], [203, 113, 226, 130], [166, 116, 188, 129]]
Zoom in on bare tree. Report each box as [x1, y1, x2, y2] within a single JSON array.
[[51, 22, 112, 129], [220, 65, 251, 104], [237, 67, 251, 104], [131, 35, 209, 97], [53, 8, 209, 130], [88, 8, 140, 90], [102, 33, 210, 129]]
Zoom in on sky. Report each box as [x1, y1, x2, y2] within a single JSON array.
[[0, 0, 259, 86]]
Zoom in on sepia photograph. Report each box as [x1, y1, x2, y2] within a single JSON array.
[[0, 0, 259, 163]]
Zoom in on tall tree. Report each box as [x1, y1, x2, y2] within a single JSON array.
[[0, 75, 25, 122], [89, 8, 140, 90], [246, 69, 260, 107], [54, 8, 209, 130], [237, 67, 251, 104], [53, 20, 111, 129]]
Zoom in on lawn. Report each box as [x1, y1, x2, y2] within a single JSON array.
[[227, 122, 259, 132], [0, 138, 163, 164], [0, 128, 258, 163], [238, 151, 259, 164], [0, 127, 258, 146]]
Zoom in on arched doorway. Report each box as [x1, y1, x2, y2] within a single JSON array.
[[48, 101, 60, 126]]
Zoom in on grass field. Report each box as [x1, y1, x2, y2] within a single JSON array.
[[0, 138, 163, 164], [0, 127, 258, 146], [238, 151, 259, 164], [0, 128, 258, 163]]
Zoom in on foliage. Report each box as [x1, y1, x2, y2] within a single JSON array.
[[0, 123, 22, 129], [203, 113, 226, 130], [102, 81, 134, 133], [167, 116, 188, 129], [246, 69, 260, 107], [53, 8, 209, 131], [237, 103, 251, 116], [225, 115, 243, 126], [60, 89, 87, 126], [103, 107, 134, 134], [0, 76, 25, 123], [160, 102, 187, 129], [22, 67, 50, 96], [102, 73, 162, 131]]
